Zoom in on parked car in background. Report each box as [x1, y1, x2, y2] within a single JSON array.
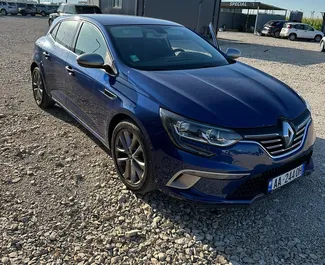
[[280, 22, 324, 41], [31, 15, 315, 205], [17, 2, 36, 16], [48, 3, 101, 26], [321, 37, 325, 52], [36, 4, 57, 17], [0, 1, 18, 15], [261, 20, 287, 38]]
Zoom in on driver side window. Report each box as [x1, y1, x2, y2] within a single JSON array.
[[74, 22, 108, 60]]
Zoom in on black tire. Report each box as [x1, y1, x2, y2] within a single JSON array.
[[48, 18, 53, 26], [40, 11, 46, 17], [111, 120, 155, 194], [31, 67, 55, 109], [31, 13, 35, 16], [273, 30, 280, 38], [1, 9, 7, 15], [314, 35, 322, 42], [288, 33, 296, 41], [11, 13, 17, 16], [321, 41, 325, 52], [20, 11, 26, 16]]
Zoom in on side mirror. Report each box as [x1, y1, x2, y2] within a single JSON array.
[[77, 53, 117, 77], [226, 48, 241, 60]]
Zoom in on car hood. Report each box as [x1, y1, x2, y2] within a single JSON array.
[[128, 62, 306, 129]]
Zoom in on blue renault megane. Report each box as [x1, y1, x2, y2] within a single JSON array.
[[31, 15, 315, 205]]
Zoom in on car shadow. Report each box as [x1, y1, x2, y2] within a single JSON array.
[[218, 37, 324, 66], [44, 104, 111, 156], [140, 136, 325, 262]]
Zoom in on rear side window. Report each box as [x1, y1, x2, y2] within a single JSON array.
[[65, 5, 75, 14], [50, 23, 60, 40], [57, 5, 63, 12], [75, 22, 108, 59], [75, 6, 101, 14], [55, 20, 79, 50]]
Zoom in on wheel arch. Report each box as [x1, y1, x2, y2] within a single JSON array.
[[107, 111, 150, 149]]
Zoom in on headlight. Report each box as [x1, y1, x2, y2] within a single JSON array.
[[160, 108, 242, 156]]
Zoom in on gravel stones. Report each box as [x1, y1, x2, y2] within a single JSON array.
[[0, 18, 324, 265]]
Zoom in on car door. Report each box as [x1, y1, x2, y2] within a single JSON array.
[[293, 24, 304, 38], [65, 21, 117, 140], [42, 20, 79, 105], [304, 25, 316, 39]]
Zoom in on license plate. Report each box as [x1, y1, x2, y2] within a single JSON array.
[[268, 164, 305, 192]]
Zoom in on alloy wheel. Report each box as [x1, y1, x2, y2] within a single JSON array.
[[114, 129, 146, 188], [274, 31, 280, 38], [32, 70, 44, 105], [1, 9, 7, 15]]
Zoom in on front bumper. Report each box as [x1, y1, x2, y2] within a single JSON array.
[[152, 119, 316, 205]]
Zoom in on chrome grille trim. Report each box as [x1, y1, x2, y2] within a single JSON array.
[[240, 118, 311, 159]]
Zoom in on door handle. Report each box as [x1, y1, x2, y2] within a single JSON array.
[[65, 66, 75, 76], [43, 51, 50, 59]]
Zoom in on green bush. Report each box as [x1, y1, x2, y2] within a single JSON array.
[[302, 18, 323, 31]]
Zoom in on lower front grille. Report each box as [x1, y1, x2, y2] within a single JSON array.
[[227, 152, 312, 200]]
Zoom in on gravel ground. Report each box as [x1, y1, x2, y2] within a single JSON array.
[[0, 17, 325, 265]]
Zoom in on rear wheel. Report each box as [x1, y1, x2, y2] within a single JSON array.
[[315, 35, 322, 42], [288, 33, 296, 41], [48, 18, 53, 26], [11, 13, 17, 15], [20, 10, 26, 16], [1, 9, 7, 15], [31, 67, 55, 109], [273, 30, 280, 38], [31, 13, 35, 16], [40, 11, 46, 17], [111, 120, 155, 194], [320, 41, 325, 52]]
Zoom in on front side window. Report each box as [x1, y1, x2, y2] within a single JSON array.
[[55, 20, 79, 50], [75, 22, 108, 59], [106, 25, 229, 71], [113, 0, 122, 8]]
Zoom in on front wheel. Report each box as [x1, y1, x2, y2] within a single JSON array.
[[31, 13, 35, 16], [20, 11, 26, 16], [40, 11, 46, 17], [32, 67, 55, 109], [111, 120, 155, 194], [1, 9, 7, 15], [315, 35, 322, 42], [48, 18, 53, 26], [321, 41, 325, 52]]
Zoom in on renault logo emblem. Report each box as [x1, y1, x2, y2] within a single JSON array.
[[282, 121, 295, 148]]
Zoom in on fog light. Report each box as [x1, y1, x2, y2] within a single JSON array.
[[166, 170, 249, 190]]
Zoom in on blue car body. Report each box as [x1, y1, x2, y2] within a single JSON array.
[[31, 15, 315, 205]]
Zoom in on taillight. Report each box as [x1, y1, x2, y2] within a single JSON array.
[[287, 25, 292, 29]]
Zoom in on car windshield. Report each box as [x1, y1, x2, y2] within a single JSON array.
[[106, 25, 229, 71], [75, 6, 101, 14], [17, 3, 26, 7]]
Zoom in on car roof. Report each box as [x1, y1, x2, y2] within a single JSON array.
[[78, 14, 181, 26]]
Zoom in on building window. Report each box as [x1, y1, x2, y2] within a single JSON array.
[[113, 0, 122, 8]]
